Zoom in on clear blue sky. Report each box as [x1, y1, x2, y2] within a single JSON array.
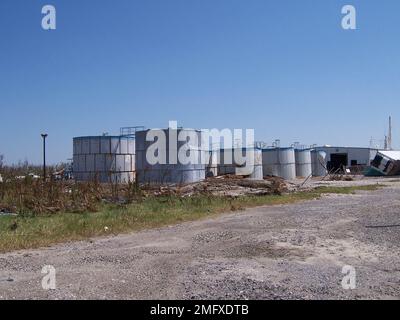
[[1, 0, 399, 164]]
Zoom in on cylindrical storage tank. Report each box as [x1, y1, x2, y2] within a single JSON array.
[[206, 150, 218, 178], [262, 148, 279, 177], [311, 150, 328, 177], [250, 148, 263, 180], [217, 148, 263, 180], [73, 136, 135, 183], [135, 128, 206, 184], [262, 147, 296, 180], [295, 149, 312, 177]]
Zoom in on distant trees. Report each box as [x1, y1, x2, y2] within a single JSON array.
[[0, 156, 61, 180]]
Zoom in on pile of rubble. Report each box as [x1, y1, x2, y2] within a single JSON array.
[[141, 175, 289, 198]]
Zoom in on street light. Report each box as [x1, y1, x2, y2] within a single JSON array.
[[41, 134, 48, 182]]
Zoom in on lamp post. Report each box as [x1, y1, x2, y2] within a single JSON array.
[[41, 134, 48, 182]]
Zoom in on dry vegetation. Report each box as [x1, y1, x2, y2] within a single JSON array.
[[0, 174, 288, 216], [1, 179, 97, 215], [0, 162, 385, 253]]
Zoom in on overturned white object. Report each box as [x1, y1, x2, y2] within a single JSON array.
[[370, 150, 400, 176]]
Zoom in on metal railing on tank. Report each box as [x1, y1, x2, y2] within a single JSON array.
[[120, 126, 146, 138]]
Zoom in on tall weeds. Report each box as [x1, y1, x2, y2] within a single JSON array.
[[0, 178, 106, 215]]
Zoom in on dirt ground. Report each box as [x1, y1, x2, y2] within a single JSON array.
[[0, 177, 399, 300]]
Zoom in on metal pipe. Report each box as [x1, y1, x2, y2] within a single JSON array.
[[41, 134, 48, 181]]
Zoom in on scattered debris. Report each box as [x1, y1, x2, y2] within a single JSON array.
[[141, 176, 289, 198], [15, 173, 41, 180], [327, 171, 354, 181]]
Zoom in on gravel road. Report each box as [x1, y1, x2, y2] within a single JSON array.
[[1, 179, 399, 300]]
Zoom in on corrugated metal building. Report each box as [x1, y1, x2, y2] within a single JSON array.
[[314, 146, 378, 172]]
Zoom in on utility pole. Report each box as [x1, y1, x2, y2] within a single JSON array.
[[41, 133, 48, 181], [388, 116, 392, 150]]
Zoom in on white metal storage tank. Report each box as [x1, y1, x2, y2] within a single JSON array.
[[73, 136, 135, 183], [311, 150, 328, 177], [135, 128, 206, 184], [217, 148, 263, 180], [262, 147, 296, 180], [251, 148, 264, 180], [295, 149, 312, 177], [206, 150, 218, 177]]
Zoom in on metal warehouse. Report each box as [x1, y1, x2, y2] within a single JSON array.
[[313, 146, 378, 172]]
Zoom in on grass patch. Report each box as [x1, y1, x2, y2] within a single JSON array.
[[313, 184, 384, 194], [0, 184, 383, 253]]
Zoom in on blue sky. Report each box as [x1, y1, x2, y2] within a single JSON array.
[[0, 0, 399, 164]]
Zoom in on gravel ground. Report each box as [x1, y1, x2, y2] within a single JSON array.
[[0, 178, 399, 300]]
